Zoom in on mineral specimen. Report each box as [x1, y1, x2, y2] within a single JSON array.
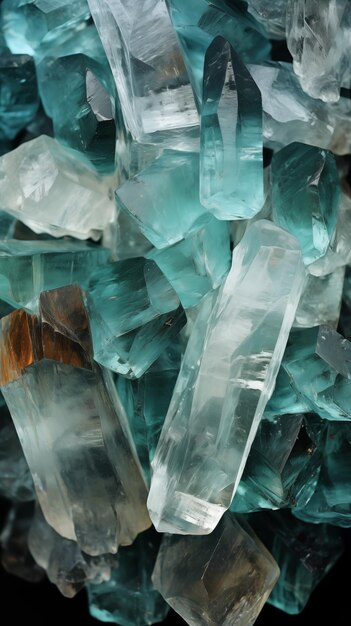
[[148, 220, 305, 535]]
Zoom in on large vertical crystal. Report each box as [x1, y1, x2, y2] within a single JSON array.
[[200, 37, 263, 220], [152, 514, 279, 626], [286, 0, 351, 102], [87, 0, 199, 148], [147, 220, 305, 535], [0, 285, 150, 556]]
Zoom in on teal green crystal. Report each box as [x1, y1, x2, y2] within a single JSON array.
[[271, 142, 339, 265], [200, 37, 263, 220], [283, 328, 351, 421], [87, 257, 186, 377], [265, 367, 310, 418], [166, 0, 270, 107], [147, 216, 230, 309], [250, 510, 343, 614], [0, 53, 39, 141], [88, 529, 169, 626], [0, 239, 109, 311], [116, 151, 208, 249]]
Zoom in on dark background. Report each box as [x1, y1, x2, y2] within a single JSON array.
[[0, 497, 349, 625]]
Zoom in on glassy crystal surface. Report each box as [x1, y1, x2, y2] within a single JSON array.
[[87, 257, 186, 377], [0, 391, 34, 502], [147, 216, 231, 309], [88, 529, 169, 626], [265, 366, 310, 418], [271, 142, 339, 264], [0, 285, 150, 555], [294, 267, 345, 328], [166, 0, 270, 107], [0, 135, 116, 240], [286, 0, 351, 102], [29, 504, 115, 598], [246, 0, 287, 38], [116, 151, 208, 249], [200, 37, 263, 220], [148, 220, 305, 535], [309, 191, 351, 276], [0, 502, 45, 583], [87, 0, 199, 149], [250, 510, 343, 614], [152, 513, 279, 626], [0, 239, 109, 310], [283, 328, 351, 421], [0, 53, 39, 141]]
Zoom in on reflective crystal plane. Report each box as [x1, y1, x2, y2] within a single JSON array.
[[200, 37, 263, 220], [294, 268, 345, 328], [87, 0, 199, 148], [271, 142, 339, 264], [286, 0, 351, 102], [0, 53, 39, 141], [148, 220, 305, 535], [88, 529, 169, 626], [152, 514, 279, 626], [0, 285, 150, 556], [0, 135, 116, 240], [246, 0, 287, 38]]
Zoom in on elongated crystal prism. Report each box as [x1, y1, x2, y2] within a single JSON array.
[[152, 514, 279, 626], [148, 220, 305, 535], [200, 37, 263, 219], [0, 285, 150, 556]]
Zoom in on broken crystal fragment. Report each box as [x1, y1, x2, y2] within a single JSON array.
[[271, 142, 339, 264], [29, 504, 116, 598], [294, 267, 345, 328], [0, 285, 150, 555], [0, 53, 39, 141], [251, 511, 343, 614], [200, 37, 263, 220], [87, 0, 199, 148], [88, 529, 169, 626], [286, 0, 351, 102], [0, 135, 116, 240], [309, 191, 351, 276], [316, 325, 351, 380], [0, 239, 109, 310], [87, 257, 186, 377], [147, 216, 231, 309], [116, 151, 208, 249], [152, 513, 279, 626], [246, 0, 287, 38], [148, 220, 305, 535]]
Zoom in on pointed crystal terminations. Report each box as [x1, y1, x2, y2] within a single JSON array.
[[152, 514, 279, 626], [0, 285, 150, 556], [200, 37, 263, 220], [147, 220, 305, 535], [87, 0, 198, 148], [0, 135, 116, 240], [286, 0, 351, 103], [271, 142, 339, 265]]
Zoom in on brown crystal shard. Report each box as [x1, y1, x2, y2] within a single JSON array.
[[0, 285, 93, 386]]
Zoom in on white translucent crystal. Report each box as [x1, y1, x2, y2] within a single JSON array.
[[294, 267, 345, 328], [147, 220, 305, 535]]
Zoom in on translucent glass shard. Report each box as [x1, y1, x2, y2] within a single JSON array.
[[0, 53, 39, 141], [200, 37, 263, 220], [147, 220, 305, 535], [152, 514, 279, 626], [293, 267, 345, 328]]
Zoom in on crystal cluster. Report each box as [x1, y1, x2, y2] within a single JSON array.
[[0, 1, 350, 625]]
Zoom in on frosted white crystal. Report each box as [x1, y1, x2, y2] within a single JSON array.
[[294, 267, 345, 328], [0, 135, 116, 240], [87, 0, 199, 148], [147, 220, 305, 535]]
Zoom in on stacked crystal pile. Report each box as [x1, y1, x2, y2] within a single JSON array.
[[0, 0, 351, 624]]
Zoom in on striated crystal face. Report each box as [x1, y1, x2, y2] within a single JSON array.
[[152, 514, 279, 626], [148, 220, 305, 535], [0, 285, 150, 556], [271, 142, 339, 264], [200, 37, 264, 220]]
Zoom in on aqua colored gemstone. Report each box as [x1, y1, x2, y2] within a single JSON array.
[[0, 53, 39, 141], [265, 366, 310, 418], [0, 239, 109, 311], [271, 142, 339, 265], [147, 216, 231, 308], [250, 510, 343, 614], [116, 151, 208, 249], [200, 37, 263, 220], [88, 529, 169, 626], [166, 0, 270, 107], [87, 257, 186, 377]]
